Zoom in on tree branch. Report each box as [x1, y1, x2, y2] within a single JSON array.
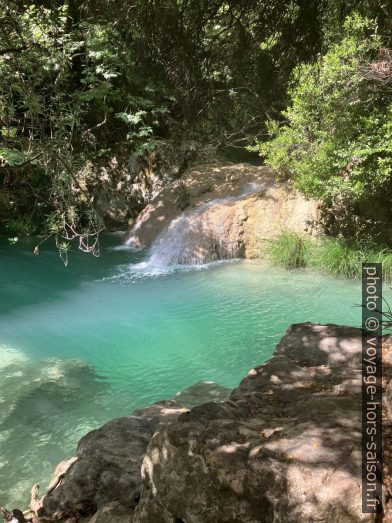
[[0, 44, 27, 55]]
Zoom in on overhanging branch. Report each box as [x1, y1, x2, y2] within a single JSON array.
[[0, 44, 28, 55]]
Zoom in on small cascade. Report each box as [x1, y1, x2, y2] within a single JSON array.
[[146, 185, 263, 267], [147, 211, 226, 267]]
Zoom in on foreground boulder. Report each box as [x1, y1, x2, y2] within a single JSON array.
[[35, 382, 230, 522], [40, 402, 187, 521], [134, 324, 392, 522]]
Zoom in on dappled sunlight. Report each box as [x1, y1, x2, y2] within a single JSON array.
[[1, 239, 388, 518], [134, 323, 390, 521], [1, 2, 391, 521], [124, 162, 281, 257]]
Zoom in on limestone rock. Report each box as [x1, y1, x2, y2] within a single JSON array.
[[124, 162, 320, 261], [133, 324, 379, 522], [40, 401, 187, 521]]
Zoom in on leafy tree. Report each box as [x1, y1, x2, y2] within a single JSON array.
[[1, 1, 391, 255], [0, 0, 176, 254], [255, 14, 392, 240]]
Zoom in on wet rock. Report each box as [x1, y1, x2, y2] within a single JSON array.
[[125, 162, 320, 261]]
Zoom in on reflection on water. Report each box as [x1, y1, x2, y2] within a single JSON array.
[[0, 235, 368, 508]]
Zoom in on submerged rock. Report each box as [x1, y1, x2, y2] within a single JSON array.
[[173, 381, 230, 408], [0, 349, 105, 511]]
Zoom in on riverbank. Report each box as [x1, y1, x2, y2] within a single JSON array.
[[4, 161, 392, 281], [7, 323, 391, 522], [123, 160, 392, 280]]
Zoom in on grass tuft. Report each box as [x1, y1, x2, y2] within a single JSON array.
[[265, 231, 309, 269], [265, 232, 392, 281]]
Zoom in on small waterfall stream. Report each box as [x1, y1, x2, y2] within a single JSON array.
[[145, 184, 263, 267], [148, 208, 227, 267]]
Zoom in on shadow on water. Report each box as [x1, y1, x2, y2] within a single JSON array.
[[0, 234, 144, 317]]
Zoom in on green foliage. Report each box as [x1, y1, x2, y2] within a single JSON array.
[[255, 13, 391, 206], [265, 231, 309, 269], [1, 1, 392, 257], [0, 148, 28, 167], [266, 232, 392, 281], [0, 0, 177, 252], [5, 217, 36, 237]]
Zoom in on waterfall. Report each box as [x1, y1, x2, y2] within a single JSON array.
[[145, 183, 264, 267], [147, 209, 227, 267]]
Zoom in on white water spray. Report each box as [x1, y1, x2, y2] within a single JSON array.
[[143, 183, 264, 267]]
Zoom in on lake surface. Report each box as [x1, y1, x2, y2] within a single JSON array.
[[0, 234, 368, 508]]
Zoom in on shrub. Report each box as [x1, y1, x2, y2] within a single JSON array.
[[254, 14, 392, 215]]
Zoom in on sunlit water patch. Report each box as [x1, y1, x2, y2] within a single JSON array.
[[0, 234, 376, 509]]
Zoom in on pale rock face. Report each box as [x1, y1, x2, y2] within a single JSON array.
[[124, 162, 321, 264]]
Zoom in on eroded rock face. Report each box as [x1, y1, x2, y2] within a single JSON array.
[[80, 144, 186, 230], [124, 162, 320, 263], [133, 324, 390, 522], [40, 401, 187, 521], [37, 382, 230, 522]]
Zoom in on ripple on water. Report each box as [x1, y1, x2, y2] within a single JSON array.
[[101, 258, 240, 282]]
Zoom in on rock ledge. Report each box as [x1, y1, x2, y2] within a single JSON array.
[[7, 324, 392, 522]]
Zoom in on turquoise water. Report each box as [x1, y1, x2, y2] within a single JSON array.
[[0, 234, 367, 509]]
